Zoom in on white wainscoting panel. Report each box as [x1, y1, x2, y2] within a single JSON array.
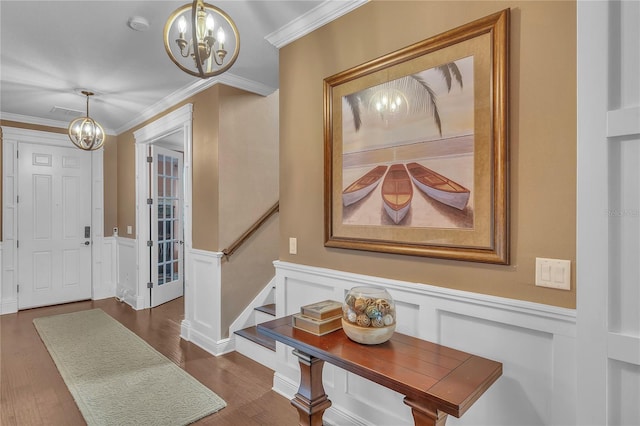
[[181, 248, 233, 356], [273, 261, 577, 426], [116, 237, 139, 308], [92, 236, 116, 300]]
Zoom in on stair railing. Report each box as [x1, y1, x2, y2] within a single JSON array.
[[222, 201, 279, 258]]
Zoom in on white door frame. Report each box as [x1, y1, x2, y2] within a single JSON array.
[[1, 126, 104, 314], [133, 104, 193, 310]]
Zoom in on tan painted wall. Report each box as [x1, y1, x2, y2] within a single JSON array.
[[115, 88, 221, 250], [0, 120, 118, 240], [279, 1, 577, 308], [218, 87, 280, 336]]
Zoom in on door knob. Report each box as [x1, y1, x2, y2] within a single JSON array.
[[83, 241, 91, 246]]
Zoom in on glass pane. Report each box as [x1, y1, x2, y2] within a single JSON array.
[[166, 220, 172, 240], [158, 154, 164, 175], [166, 202, 172, 219], [172, 157, 179, 177], [166, 242, 172, 262], [171, 178, 176, 199], [158, 264, 164, 285], [157, 176, 164, 197], [165, 157, 172, 177], [158, 220, 164, 240]]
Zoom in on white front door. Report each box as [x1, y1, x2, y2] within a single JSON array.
[[17, 142, 92, 309], [150, 145, 184, 307]]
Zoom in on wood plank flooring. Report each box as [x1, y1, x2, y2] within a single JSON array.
[[0, 297, 299, 425]]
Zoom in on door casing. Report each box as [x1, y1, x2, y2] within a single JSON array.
[[133, 104, 193, 310]]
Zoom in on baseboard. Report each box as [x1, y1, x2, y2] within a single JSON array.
[[181, 319, 234, 356], [1, 299, 17, 315]]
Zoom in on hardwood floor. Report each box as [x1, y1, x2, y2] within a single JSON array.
[[0, 297, 299, 425]]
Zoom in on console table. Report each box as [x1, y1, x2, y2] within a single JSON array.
[[258, 315, 502, 426]]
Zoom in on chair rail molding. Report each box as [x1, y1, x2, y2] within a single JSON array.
[[272, 261, 577, 426]]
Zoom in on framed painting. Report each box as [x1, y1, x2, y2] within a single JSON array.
[[324, 9, 510, 264]]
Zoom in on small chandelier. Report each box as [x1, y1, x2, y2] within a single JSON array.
[[163, 0, 240, 79], [68, 91, 105, 151]]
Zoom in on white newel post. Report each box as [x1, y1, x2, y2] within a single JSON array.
[[181, 248, 232, 356]]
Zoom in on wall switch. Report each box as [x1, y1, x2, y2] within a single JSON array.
[[289, 237, 297, 255], [127, 225, 133, 235], [535, 258, 571, 290]]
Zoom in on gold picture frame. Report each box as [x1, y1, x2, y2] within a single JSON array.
[[324, 9, 510, 264]]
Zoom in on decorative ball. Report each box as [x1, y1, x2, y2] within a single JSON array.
[[354, 297, 370, 313], [371, 317, 384, 328], [356, 314, 371, 327], [347, 310, 357, 323], [383, 314, 394, 326], [365, 305, 380, 319]]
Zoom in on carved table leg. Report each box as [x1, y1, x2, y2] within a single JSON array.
[[291, 349, 332, 426], [404, 397, 448, 426]]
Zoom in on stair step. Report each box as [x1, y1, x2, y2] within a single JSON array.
[[234, 325, 276, 351], [254, 303, 276, 317]]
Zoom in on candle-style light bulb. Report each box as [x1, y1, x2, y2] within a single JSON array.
[[177, 15, 187, 37], [217, 27, 225, 50], [206, 13, 214, 36]]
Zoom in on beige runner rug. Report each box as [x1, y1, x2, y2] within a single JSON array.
[[33, 309, 226, 426]]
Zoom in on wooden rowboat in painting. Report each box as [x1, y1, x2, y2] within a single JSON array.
[[342, 165, 388, 206], [406, 162, 470, 210], [381, 164, 413, 224]]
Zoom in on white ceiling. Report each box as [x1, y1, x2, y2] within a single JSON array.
[[0, 0, 365, 135]]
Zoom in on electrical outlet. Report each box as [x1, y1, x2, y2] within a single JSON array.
[[535, 258, 571, 290]]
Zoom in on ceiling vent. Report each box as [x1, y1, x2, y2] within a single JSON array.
[[50, 106, 84, 118]]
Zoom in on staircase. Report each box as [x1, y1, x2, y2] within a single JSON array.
[[234, 303, 277, 370]]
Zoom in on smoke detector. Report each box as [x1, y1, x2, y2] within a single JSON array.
[[128, 16, 150, 32]]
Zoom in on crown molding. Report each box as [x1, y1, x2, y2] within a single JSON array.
[[0, 111, 117, 135], [115, 72, 276, 135], [266, 0, 368, 48]]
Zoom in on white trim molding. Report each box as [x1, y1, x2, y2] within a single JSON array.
[[265, 0, 369, 48], [272, 261, 577, 426]]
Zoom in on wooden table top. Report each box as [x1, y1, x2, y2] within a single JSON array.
[[257, 315, 502, 418]]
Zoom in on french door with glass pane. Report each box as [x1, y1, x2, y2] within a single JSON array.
[[150, 146, 184, 307]]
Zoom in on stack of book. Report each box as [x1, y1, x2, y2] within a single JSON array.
[[292, 300, 343, 336]]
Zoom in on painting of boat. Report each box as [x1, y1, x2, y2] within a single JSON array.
[[406, 162, 470, 210], [342, 165, 388, 206], [381, 164, 413, 224]]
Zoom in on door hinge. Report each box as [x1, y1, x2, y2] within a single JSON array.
[[147, 282, 154, 289], [16, 195, 19, 203], [16, 150, 19, 159], [147, 156, 153, 163], [17, 284, 19, 293], [147, 198, 153, 205], [16, 240, 19, 248], [147, 240, 153, 247]]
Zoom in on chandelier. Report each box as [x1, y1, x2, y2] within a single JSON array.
[[164, 0, 240, 79], [68, 91, 105, 151]]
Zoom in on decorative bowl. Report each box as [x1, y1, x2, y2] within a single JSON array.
[[342, 286, 395, 345]]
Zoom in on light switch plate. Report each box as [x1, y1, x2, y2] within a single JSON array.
[[289, 237, 297, 255], [535, 258, 571, 290]]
